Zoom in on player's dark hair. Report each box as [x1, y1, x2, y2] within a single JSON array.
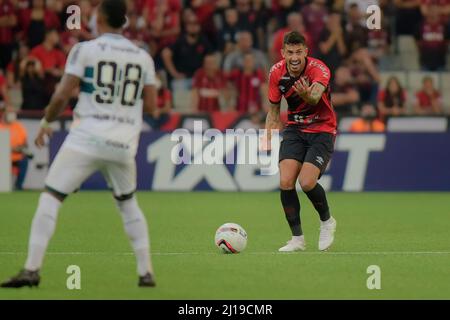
[[99, 0, 128, 29], [283, 31, 306, 48]]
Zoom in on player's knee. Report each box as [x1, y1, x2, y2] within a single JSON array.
[[299, 177, 316, 192], [280, 177, 296, 190]]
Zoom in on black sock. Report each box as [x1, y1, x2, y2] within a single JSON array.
[[280, 189, 302, 236], [305, 183, 331, 222]]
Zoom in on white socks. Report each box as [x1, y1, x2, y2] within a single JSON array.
[[25, 192, 61, 271], [292, 235, 304, 242], [24, 192, 153, 277], [116, 196, 153, 276]]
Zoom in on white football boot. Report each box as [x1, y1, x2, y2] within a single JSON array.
[[318, 217, 337, 251], [278, 236, 306, 252]]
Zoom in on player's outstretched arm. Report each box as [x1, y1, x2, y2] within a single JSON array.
[[294, 79, 326, 106], [35, 74, 80, 148]]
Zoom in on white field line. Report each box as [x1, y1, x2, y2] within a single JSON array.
[[0, 251, 449, 256]]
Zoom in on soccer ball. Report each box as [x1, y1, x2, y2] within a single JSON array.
[[215, 223, 247, 253]]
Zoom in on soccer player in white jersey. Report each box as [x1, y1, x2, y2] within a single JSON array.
[[1, 0, 158, 288]]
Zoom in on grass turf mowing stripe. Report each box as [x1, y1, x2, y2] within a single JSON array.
[[0, 251, 449, 256]]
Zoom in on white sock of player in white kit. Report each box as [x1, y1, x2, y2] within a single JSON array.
[[25, 192, 62, 271], [116, 196, 153, 276]]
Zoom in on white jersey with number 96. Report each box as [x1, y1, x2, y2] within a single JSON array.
[[63, 33, 155, 162]]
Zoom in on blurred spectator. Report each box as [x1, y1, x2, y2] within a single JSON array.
[[0, 69, 10, 107], [415, 4, 449, 71], [274, 0, 301, 28], [181, 6, 198, 26], [161, 14, 212, 90], [6, 42, 29, 88], [345, 4, 381, 83], [420, 0, 450, 22], [29, 28, 66, 103], [271, 12, 312, 63], [86, 0, 103, 37], [377, 76, 407, 119], [144, 74, 172, 129], [395, 0, 422, 35], [318, 11, 347, 73], [344, 0, 380, 15], [217, 7, 240, 56], [235, 0, 257, 35], [349, 103, 386, 132], [0, 106, 31, 190], [348, 53, 379, 105], [345, 3, 369, 53], [213, 0, 232, 27], [59, 1, 95, 55], [188, 0, 217, 48], [227, 52, 268, 113], [301, 0, 328, 54], [14, 0, 31, 11], [351, 46, 381, 82], [223, 31, 268, 73], [252, 0, 271, 52], [46, 0, 64, 17], [367, 22, 390, 65], [192, 54, 229, 112], [19, 57, 47, 110], [331, 66, 360, 118], [0, 0, 17, 70], [123, 11, 152, 52], [20, 0, 61, 49], [330, 0, 345, 12], [144, 0, 181, 53], [413, 76, 443, 115], [59, 0, 95, 35], [344, 0, 382, 26]]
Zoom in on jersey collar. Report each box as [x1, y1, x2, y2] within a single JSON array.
[[100, 33, 124, 39]]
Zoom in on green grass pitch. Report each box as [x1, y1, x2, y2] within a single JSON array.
[[0, 191, 449, 300]]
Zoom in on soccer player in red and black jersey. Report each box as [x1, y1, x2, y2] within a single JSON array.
[[265, 31, 337, 252]]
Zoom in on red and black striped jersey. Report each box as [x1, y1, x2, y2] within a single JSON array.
[[268, 57, 337, 135]]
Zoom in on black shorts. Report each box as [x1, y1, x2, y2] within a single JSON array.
[[279, 127, 335, 174]]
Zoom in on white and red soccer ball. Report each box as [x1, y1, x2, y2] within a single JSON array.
[[215, 223, 248, 254]]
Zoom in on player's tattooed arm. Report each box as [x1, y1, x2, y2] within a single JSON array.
[[265, 102, 283, 140], [307, 82, 326, 105], [293, 79, 326, 105]]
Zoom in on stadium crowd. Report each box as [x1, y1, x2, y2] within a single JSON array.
[[0, 0, 449, 132]]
